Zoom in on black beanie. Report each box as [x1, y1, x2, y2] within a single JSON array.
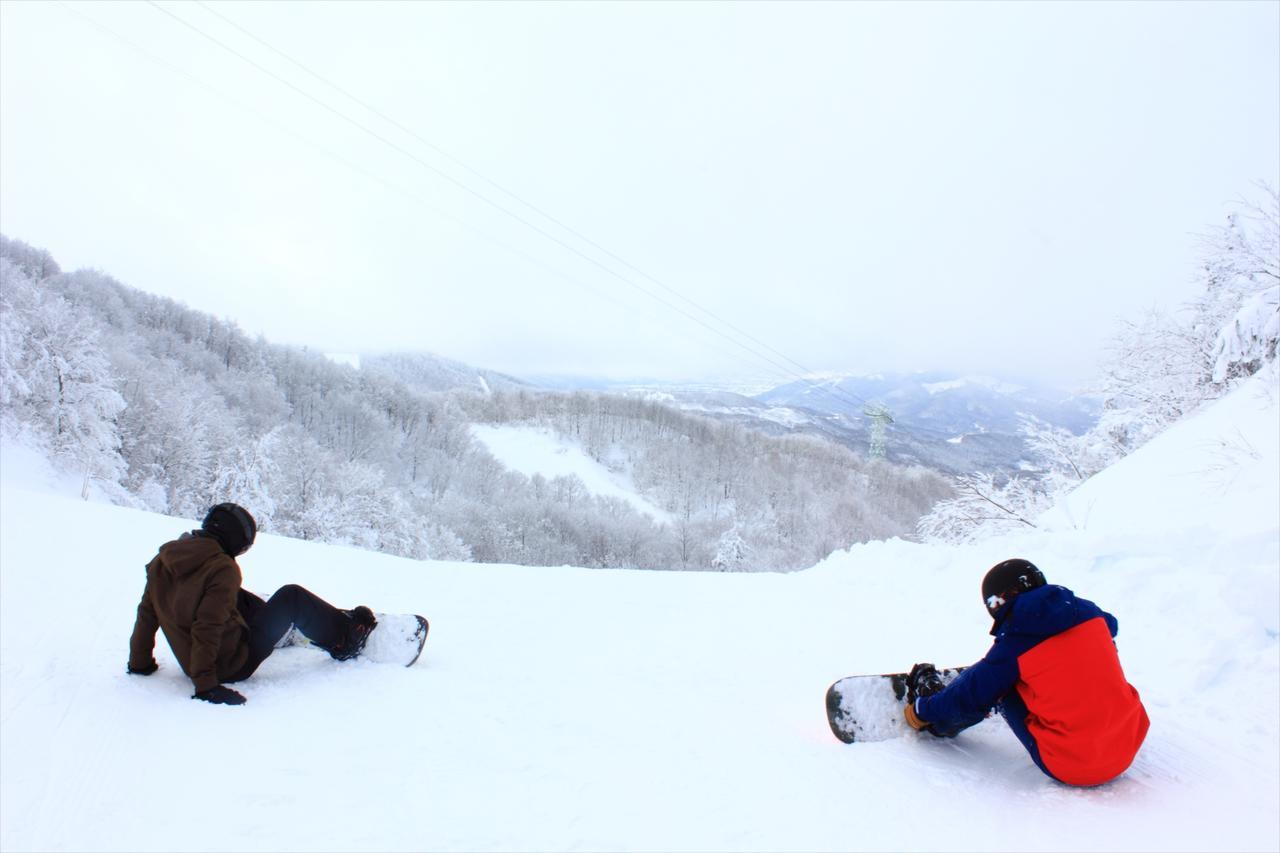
[[202, 503, 257, 557]]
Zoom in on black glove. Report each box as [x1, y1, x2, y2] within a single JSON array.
[[127, 659, 158, 676], [906, 662, 946, 704], [193, 685, 247, 705]]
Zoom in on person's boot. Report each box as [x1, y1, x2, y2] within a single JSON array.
[[329, 606, 377, 661]]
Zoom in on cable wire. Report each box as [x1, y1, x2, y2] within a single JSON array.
[[50, 0, 804, 397], [189, 0, 870, 408], [71, 0, 877, 418], [152, 1, 876, 415]]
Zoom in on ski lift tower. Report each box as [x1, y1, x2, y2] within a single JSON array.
[[864, 402, 894, 460]]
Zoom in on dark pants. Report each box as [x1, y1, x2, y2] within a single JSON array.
[[928, 690, 1058, 783], [998, 689, 1057, 782], [228, 584, 350, 682]]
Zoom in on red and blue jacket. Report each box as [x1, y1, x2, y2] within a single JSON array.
[[916, 584, 1149, 786]]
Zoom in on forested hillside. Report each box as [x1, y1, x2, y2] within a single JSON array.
[[0, 236, 950, 570]]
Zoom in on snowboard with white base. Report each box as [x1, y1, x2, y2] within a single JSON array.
[[825, 667, 965, 743], [361, 613, 429, 666], [278, 613, 429, 667]]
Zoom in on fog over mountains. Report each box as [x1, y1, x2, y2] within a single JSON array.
[[756, 372, 1099, 435], [343, 356, 1099, 475], [499, 369, 1101, 475]]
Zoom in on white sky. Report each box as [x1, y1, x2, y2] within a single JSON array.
[[2, 1, 1277, 388]]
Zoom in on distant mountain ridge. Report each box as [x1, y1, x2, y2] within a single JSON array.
[[361, 351, 533, 395], [528, 371, 1101, 476], [330, 354, 1096, 476], [756, 371, 1099, 436]]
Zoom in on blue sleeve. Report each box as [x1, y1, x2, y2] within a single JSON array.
[[917, 641, 1018, 727]]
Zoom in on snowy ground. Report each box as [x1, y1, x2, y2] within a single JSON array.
[[1, 374, 1277, 852]]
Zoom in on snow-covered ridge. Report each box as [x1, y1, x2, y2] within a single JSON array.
[[323, 352, 361, 370], [922, 375, 1026, 395], [756, 369, 1098, 439]]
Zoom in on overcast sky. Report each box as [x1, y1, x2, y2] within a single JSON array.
[[2, 1, 1277, 389]]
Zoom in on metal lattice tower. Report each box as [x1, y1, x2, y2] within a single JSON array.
[[864, 402, 894, 460]]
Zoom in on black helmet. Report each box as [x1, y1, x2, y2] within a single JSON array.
[[202, 503, 257, 557], [981, 558, 1045, 618]]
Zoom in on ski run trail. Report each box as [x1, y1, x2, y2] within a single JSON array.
[[1, 370, 1277, 852]]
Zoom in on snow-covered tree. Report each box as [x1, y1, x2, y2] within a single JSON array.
[[1194, 186, 1278, 356], [1212, 284, 1279, 384], [916, 473, 1052, 545], [117, 362, 238, 516], [209, 428, 281, 530], [422, 522, 473, 562], [1, 260, 125, 485], [1098, 307, 1214, 446], [711, 524, 752, 571], [1019, 416, 1121, 498], [0, 235, 60, 280], [259, 425, 338, 541], [0, 259, 36, 416], [1083, 185, 1279, 461]]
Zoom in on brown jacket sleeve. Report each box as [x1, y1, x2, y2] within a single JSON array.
[[188, 563, 241, 694], [128, 570, 160, 671]]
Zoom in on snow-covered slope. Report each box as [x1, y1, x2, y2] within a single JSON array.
[[1, 374, 1277, 852], [471, 423, 671, 523], [1041, 368, 1279, 539]]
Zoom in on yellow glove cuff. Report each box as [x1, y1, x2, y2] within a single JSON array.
[[904, 700, 930, 731]]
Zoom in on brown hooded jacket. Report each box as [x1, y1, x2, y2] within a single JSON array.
[[128, 533, 251, 693]]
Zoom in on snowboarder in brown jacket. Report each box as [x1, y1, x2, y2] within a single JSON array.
[[126, 503, 376, 705]]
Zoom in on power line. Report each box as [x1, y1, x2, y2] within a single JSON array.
[[150, 1, 876, 414], [64, 0, 874, 418], [49, 0, 802, 395], [190, 0, 869, 408]]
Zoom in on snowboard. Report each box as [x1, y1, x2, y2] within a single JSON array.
[[279, 613, 430, 667], [825, 667, 966, 743]]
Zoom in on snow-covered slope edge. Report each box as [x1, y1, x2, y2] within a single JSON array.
[[1, 375, 1277, 852], [1040, 366, 1279, 538]]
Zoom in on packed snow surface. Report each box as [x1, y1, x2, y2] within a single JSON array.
[[1, 375, 1277, 852], [470, 423, 670, 522]]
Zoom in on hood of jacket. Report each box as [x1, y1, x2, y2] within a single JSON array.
[[991, 584, 1092, 639], [156, 532, 231, 579]]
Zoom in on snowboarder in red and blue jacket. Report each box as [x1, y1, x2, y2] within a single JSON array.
[[903, 559, 1149, 787]]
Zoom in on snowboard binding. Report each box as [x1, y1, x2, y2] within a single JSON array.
[[906, 662, 947, 704]]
